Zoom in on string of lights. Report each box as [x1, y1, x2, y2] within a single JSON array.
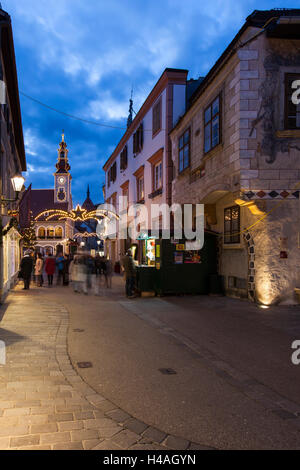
[[20, 91, 161, 132]]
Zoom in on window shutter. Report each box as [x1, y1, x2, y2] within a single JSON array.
[[140, 122, 144, 151]]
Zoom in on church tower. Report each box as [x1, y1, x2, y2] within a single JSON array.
[[54, 131, 72, 209]]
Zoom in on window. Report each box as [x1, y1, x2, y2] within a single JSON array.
[[120, 146, 128, 171], [153, 162, 162, 191], [133, 122, 144, 154], [38, 227, 45, 239], [178, 128, 190, 172], [152, 99, 162, 136], [204, 95, 221, 153], [285, 73, 300, 130], [47, 227, 55, 239], [224, 206, 240, 244], [137, 176, 144, 202], [55, 227, 63, 239], [108, 161, 117, 186]]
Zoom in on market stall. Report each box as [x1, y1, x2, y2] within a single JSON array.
[[135, 230, 220, 296]]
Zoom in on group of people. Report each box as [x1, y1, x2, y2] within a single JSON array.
[[19, 248, 137, 298], [19, 250, 71, 290], [69, 253, 113, 295], [19, 250, 113, 295]]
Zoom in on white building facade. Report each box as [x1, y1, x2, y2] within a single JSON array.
[[103, 68, 188, 264]]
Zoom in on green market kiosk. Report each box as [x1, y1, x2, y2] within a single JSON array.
[[135, 230, 220, 296]]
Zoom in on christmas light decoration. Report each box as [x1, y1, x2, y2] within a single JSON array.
[[35, 204, 119, 222], [21, 212, 37, 249], [73, 232, 98, 238]]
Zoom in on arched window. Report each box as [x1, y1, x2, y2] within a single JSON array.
[[47, 227, 55, 239], [38, 227, 45, 239], [55, 226, 63, 239]]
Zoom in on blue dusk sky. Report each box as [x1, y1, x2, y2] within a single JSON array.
[[4, 0, 300, 205]]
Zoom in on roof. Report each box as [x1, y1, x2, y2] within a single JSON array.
[[175, 8, 300, 126], [0, 9, 26, 170], [103, 68, 188, 171], [82, 196, 95, 211], [30, 189, 69, 219]]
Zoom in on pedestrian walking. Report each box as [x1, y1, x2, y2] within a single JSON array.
[[121, 249, 136, 298], [34, 253, 44, 287], [63, 254, 70, 286], [20, 250, 34, 290], [95, 253, 101, 276], [45, 252, 56, 287], [70, 254, 88, 294], [56, 253, 65, 285], [105, 258, 113, 288]]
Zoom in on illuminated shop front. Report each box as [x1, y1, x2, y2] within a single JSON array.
[[135, 230, 219, 296]]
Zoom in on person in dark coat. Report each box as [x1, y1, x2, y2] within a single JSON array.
[[20, 251, 34, 290], [63, 254, 70, 286], [121, 249, 136, 298]]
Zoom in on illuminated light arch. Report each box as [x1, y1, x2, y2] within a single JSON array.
[[73, 232, 98, 238], [35, 205, 119, 223]]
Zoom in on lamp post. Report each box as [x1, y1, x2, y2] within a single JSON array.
[[0, 174, 25, 243], [1, 174, 25, 206]]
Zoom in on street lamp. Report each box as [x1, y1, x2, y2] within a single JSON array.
[[1, 173, 25, 205], [0, 173, 25, 249]]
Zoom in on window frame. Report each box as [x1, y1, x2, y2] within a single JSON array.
[[153, 161, 162, 191], [108, 161, 117, 186], [284, 73, 300, 130], [178, 127, 190, 173], [224, 205, 240, 245], [137, 175, 144, 202], [204, 94, 221, 154], [120, 145, 128, 171], [133, 122, 144, 154], [152, 98, 162, 137]]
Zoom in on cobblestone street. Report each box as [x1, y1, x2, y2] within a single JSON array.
[[0, 282, 207, 450], [1, 279, 300, 450]]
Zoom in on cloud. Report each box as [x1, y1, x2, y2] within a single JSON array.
[[7, 0, 294, 204]]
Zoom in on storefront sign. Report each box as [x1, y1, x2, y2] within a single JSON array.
[[174, 252, 183, 264], [184, 251, 201, 264], [176, 244, 185, 251]]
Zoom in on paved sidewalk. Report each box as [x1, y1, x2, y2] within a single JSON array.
[[0, 283, 209, 450]]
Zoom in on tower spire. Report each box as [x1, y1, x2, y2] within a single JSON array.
[[61, 130, 65, 142], [87, 184, 90, 199], [127, 89, 133, 128]]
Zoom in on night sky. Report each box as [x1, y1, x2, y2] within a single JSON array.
[[5, 0, 300, 205]]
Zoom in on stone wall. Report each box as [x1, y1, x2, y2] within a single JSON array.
[[171, 27, 300, 304]]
